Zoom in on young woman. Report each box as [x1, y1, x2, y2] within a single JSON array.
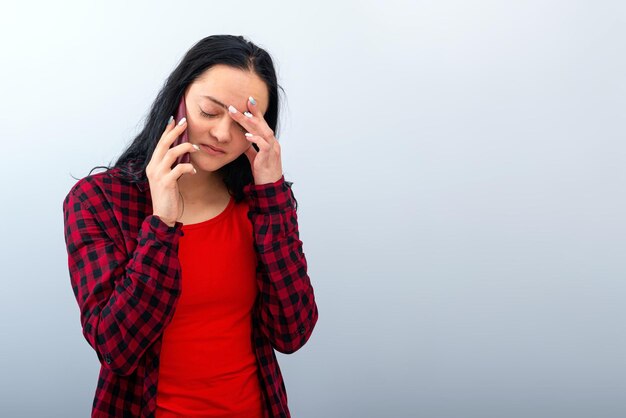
[[62, 34, 318, 418]]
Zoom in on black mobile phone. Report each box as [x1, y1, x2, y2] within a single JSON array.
[[171, 95, 190, 169]]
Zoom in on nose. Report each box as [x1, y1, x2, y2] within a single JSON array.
[[209, 116, 235, 143]]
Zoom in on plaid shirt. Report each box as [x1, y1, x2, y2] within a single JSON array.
[[62, 163, 318, 417]]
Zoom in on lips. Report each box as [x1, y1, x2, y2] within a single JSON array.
[[200, 144, 225, 153]]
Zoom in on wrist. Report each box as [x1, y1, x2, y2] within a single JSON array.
[[244, 175, 294, 213], [153, 214, 176, 228], [254, 174, 283, 186]]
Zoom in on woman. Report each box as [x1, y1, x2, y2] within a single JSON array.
[[62, 34, 318, 418]]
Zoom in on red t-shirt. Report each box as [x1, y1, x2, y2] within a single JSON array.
[[156, 195, 264, 417]]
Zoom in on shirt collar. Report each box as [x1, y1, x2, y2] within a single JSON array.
[[136, 180, 148, 192]]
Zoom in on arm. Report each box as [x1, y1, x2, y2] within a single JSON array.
[[244, 176, 319, 354], [62, 182, 183, 375]]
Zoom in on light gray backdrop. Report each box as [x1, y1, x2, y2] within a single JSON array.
[[1, 1, 624, 417]]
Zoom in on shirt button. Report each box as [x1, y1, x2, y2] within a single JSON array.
[[298, 326, 306, 335], [104, 354, 112, 364]]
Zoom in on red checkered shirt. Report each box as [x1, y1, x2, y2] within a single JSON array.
[[62, 162, 318, 417]]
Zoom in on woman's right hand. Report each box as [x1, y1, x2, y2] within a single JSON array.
[[146, 117, 199, 227]]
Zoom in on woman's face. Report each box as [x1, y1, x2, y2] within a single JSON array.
[[183, 64, 270, 172]]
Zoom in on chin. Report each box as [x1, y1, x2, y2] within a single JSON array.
[[191, 155, 232, 172], [195, 162, 228, 173]]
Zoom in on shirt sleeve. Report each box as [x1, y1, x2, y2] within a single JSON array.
[[62, 183, 183, 376], [244, 176, 319, 354]]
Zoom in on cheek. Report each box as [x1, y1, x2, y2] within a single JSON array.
[[234, 136, 251, 151], [187, 119, 207, 135]]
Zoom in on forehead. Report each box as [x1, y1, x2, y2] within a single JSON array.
[[189, 64, 269, 113]]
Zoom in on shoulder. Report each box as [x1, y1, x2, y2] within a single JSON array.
[[63, 163, 152, 248], [64, 165, 136, 211]]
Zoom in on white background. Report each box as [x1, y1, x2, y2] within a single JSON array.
[[0, 1, 624, 417]]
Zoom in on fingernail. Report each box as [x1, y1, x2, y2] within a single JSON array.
[[167, 116, 174, 125], [249, 96, 256, 105], [192, 144, 200, 151], [177, 117, 186, 126], [245, 132, 253, 137], [243, 111, 253, 118], [228, 105, 237, 113]]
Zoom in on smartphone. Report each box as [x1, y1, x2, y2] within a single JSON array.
[[171, 95, 190, 169]]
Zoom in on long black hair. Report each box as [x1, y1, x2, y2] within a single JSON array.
[[79, 34, 295, 207]]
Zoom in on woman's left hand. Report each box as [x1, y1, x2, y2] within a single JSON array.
[[228, 97, 283, 185]]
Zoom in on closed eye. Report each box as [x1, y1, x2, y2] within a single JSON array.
[[200, 110, 218, 118], [200, 109, 246, 133]]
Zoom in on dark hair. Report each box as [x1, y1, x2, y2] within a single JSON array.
[[78, 34, 296, 208]]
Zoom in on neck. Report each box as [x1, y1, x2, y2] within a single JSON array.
[[177, 169, 229, 205]]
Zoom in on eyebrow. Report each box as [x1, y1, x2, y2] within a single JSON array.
[[201, 95, 228, 109]]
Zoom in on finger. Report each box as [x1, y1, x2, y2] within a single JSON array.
[[154, 117, 188, 160], [246, 132, 281, 156], [164, 115, 175, 132], [154, 116, 183, 159], [227, 105, 253, 133], [159, 141, 199, 174], [165, 162, 196, 182], [246, 96, 262, 118], [244, 132, 271, 151], [228, 105, 276, 144]]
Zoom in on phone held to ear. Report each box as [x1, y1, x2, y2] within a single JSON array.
[[171, 95, 190, 169]]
